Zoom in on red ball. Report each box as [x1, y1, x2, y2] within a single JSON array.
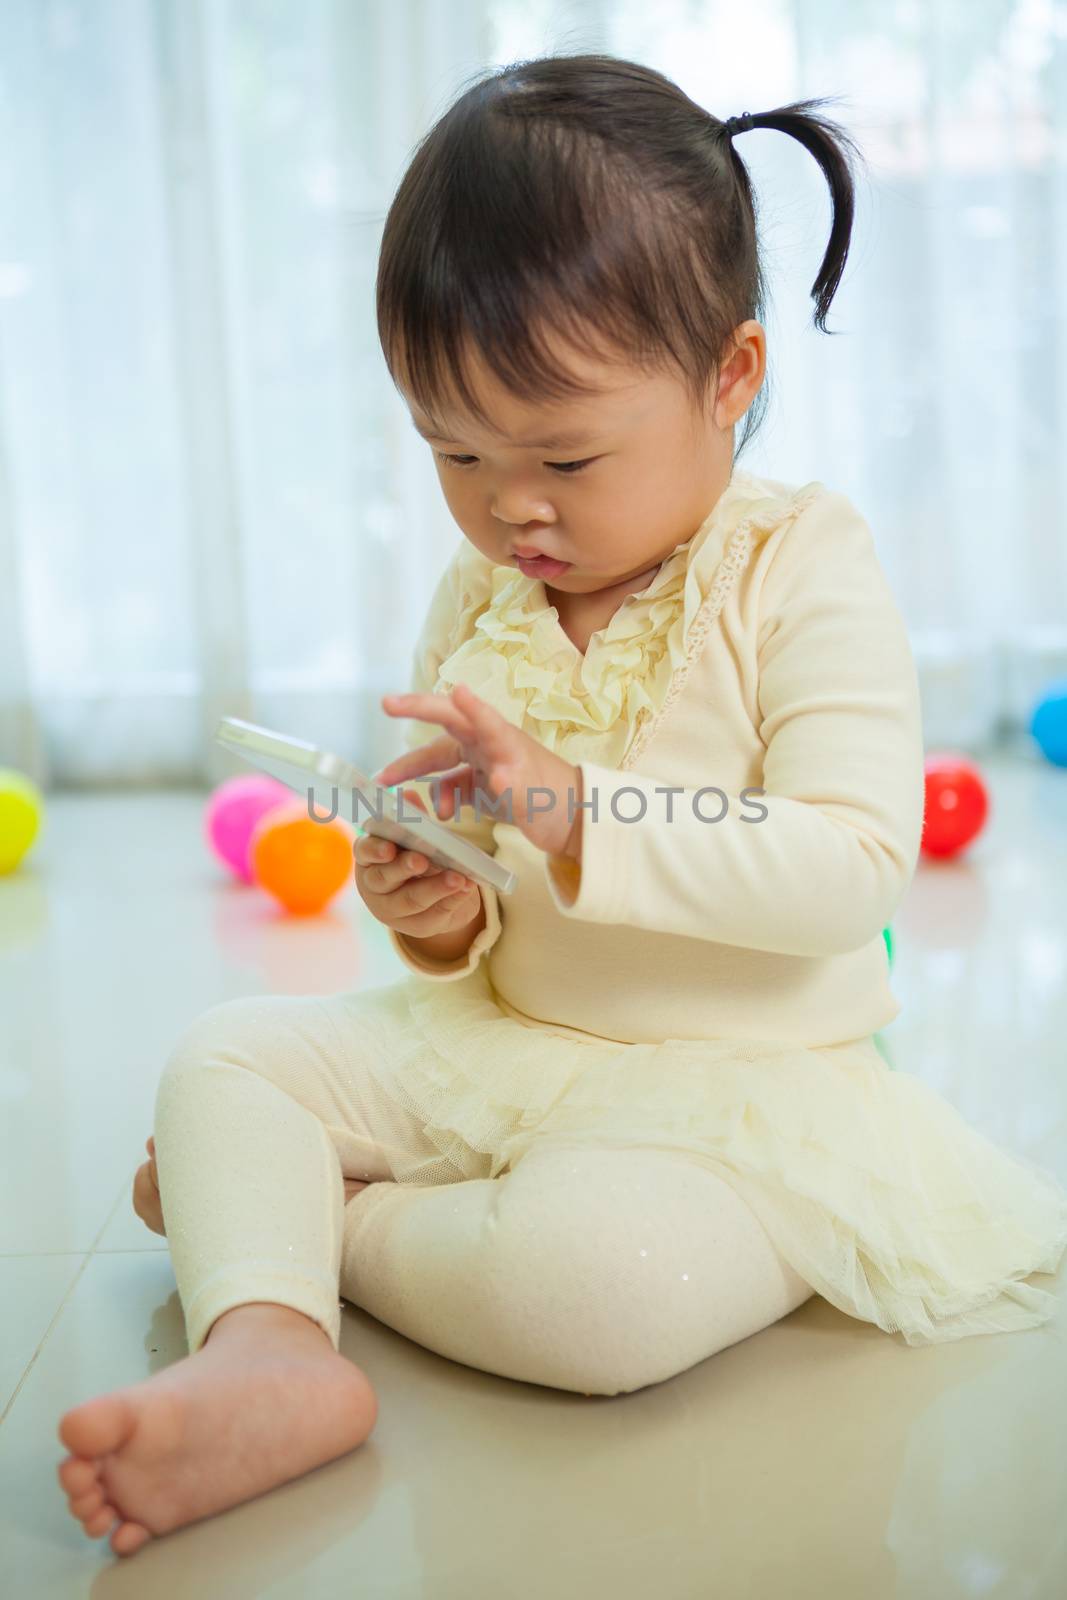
[[921, 754, 990, 859]]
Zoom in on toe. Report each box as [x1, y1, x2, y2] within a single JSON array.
[[111, 1520, 152, 1557], [58, 1392, 137, 1461], [69, 1487, 106, 1520], [82, 1504, 119, 1539], [58, 1456, 98, 1496]]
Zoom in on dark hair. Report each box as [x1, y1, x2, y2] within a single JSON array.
[[376, 52, 866, 461]]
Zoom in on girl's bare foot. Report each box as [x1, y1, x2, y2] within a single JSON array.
[[57, 1302, 378, 1558], [133, 1138, 371, 1238]]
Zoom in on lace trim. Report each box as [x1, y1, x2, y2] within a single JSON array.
[[620, 482, 824, 771]]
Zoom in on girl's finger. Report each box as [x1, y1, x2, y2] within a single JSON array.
[[380, 691, 482, 750], [407, 684, 511, 765], [381, 686, 521, 799], [372, 732, 464, 790], [412, 765, 476, 817], [355, 833, 396, 865], [392, 873, 478, 929], [446, 683, 515, 760]]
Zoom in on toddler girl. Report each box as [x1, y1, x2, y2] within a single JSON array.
[[58, 53, 1067, 1559]]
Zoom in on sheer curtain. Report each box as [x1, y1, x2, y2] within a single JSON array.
[[1, 0, 1065, 790]]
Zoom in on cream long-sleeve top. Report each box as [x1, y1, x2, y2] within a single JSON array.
[[384, 466, 926, 1051]]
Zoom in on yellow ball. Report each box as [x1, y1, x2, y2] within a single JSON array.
[[0, 768, 44, 874]]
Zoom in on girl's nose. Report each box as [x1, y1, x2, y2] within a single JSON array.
[[491, 490, 555, 526]]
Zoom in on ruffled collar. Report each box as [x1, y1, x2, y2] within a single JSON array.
[[432, 467, 822, 769]]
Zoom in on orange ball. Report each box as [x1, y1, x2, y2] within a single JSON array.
[[249, 799, 355, 914]]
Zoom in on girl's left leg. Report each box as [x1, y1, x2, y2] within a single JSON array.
[[340, 1143, 814, 1396]]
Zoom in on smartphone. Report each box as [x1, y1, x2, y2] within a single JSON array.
[[214, 716, 517, 896]]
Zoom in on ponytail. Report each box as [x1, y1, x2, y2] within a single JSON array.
[[717, 96, 866, 334], [716, 96, 870, 334]]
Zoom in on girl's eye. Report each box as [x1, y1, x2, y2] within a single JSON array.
[[436, 452, 594, 476]]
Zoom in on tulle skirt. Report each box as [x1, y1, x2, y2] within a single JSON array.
[[357, 965, 1067, 1348]]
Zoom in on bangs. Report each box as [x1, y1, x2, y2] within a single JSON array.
[[390, 308, 665, 443]]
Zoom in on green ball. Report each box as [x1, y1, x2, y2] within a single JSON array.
[[882, 925, 893, 965], [0, 768, 44, 873]]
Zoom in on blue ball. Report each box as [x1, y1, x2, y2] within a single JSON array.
[[1030, 680, 1067, 767]]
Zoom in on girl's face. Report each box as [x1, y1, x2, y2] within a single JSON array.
[[400, 323, 765, 604]]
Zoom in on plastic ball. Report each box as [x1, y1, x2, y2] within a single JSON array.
[[1029, 680, 1067, 767], [249, 799, 355, 914], [0, 768, 44, 874], [882, 925, 893, 965], [204, 774, 292, 883], [921, 754, 990, 860]]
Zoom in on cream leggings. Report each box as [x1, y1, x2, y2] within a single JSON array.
[[152, 989, 816, 1397]]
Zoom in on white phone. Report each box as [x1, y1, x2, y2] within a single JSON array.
[[214, 716, 517, 896]]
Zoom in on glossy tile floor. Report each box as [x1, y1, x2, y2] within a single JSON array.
[[1, 748, 1065, 1597]]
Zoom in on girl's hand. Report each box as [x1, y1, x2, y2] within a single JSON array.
[[354, 786, 486, 939], [374, 681, 583, 859]]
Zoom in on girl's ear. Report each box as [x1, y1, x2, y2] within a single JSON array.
[[713, 322, 766, 430]]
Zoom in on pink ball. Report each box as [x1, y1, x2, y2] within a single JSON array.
[[204, 774, 292, 883]]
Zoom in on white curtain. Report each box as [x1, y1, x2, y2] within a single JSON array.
[[1, 0, 1065, 790]]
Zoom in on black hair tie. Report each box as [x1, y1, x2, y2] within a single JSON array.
[[723, 111, 757, 138]]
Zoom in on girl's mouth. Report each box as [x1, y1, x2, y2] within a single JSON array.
[[514, 555, 572, 578]]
